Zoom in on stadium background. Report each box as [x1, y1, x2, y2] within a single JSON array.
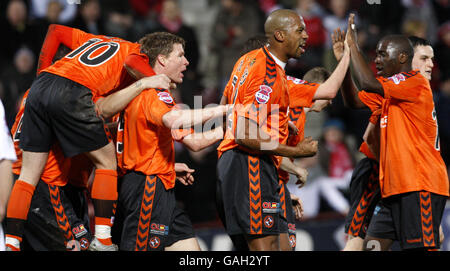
[[0, 0, 449, 250]]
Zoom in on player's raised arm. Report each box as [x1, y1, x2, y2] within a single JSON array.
[[310, 34, 350, 100], [123, 53, 156, 80], [346, 14, 384, 96], [332, 28, 367, 109], [37, 24, 80, 74]]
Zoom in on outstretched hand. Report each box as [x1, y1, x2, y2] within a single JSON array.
[[345, 13, 357, 49], [331, 28, 346, 61]]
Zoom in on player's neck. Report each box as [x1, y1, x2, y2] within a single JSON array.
[[400, 63, 413, 74], [266, 45, 287, 69]]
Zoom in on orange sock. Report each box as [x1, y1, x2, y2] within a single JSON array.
[[5, 180, 35, 248], [91, 169, 118, 202], [6, 180, 35, 220]]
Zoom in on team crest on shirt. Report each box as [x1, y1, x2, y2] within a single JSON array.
[[387, 73, 406, 85], [287, 76, 305, 85], [149, 236, 160, 249], [157, 92, 174, 104], [264, 215, 274, 228], [255, 85, 273, 104]]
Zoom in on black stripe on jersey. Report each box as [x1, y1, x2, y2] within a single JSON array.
[[262, 47, 277, 87]]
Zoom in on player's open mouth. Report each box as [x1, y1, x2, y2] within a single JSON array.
[[299, 44, 306, 54], [376, 66, 383, 75]]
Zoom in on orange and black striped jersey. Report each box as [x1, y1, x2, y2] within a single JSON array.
[[11, 90, 93, 187], [377, 70, 449, 197], [116, 88, 190, 190], [217, 46, 290, 169], [40, 24, 154, 99], [278, 77, 319, 183], [286, 77, 319, 146]]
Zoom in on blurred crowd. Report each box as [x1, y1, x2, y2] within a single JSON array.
[[0, 0, 449, 224]]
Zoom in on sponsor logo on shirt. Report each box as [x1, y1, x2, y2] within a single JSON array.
[[388, 73, 406, 85], [255, 85, 272, 104], [262, 201, 280, 213], [72, 224, 88, 238], [150, 223, 169, 235], [158, 92, 174, 104], [287, 76, 305, 85]]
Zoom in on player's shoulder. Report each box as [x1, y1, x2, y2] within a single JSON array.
[[378, 70, 427, 86], [286, 76, 318, 87], [152, 88, 176, 107], [241, 47, 273, 69]]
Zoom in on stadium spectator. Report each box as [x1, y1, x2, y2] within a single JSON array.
[[99, 0, 134, 40], [32, 0, 65, 47], [210, 0, 262, 93], [401, 0, 439, 44], [435, 22, 450, 82], [152, 0, 201, 107], [29, 0, 77, 24], [0, 0, 40, 70], [71, 0, 106, 35], [0, 47, 36, 129]]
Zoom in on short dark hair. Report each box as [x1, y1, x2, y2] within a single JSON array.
[[380, 35, 414, 61], [241, 35, 267, 55], [303, 67, 330, 84], [139, 32, 185, 67], [408, 36, 432, 48]]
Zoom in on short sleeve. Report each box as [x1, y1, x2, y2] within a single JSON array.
[[358, 91, 383, 113], [143, 89, 176, 127], [286, 76, 319, 108]]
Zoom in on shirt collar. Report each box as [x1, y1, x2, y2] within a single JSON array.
[[267, 50, 286, 70]]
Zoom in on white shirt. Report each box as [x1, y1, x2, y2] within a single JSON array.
[[0, 101, 17, 162]]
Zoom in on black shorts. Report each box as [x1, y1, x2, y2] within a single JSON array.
[[20, 72, 109, 157], [344, 158, 381, 238], [366, 191, 447, 250], [14, 175, 92, 251], [114, 171, 195, 251], [279, 181, 296, 250], [216, 149, 285, 236]]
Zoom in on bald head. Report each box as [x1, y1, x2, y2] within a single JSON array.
[[263, 9, 308, 61], [264, 9, 302, 35]]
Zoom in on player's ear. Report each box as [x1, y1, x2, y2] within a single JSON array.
[[156, 54, 167, 67], [398, 52, 408, 65], [274, 30, 285, 42]]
